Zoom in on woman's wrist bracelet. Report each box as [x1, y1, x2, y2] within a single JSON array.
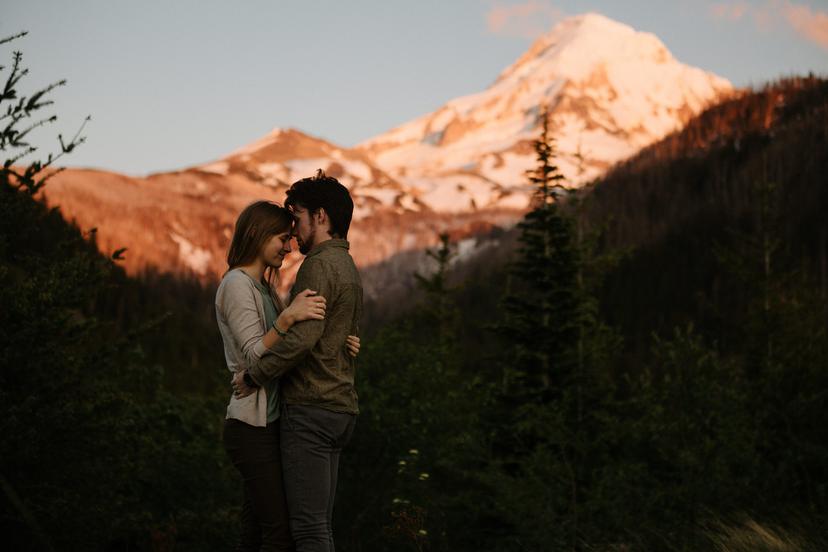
[[273, 321, 289, 338]]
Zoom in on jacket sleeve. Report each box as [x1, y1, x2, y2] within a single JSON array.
[[246, 257, 330, 386], [217, 274, 283, 375]]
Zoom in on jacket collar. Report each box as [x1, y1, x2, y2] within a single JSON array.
[[305, 238, 350, 260]]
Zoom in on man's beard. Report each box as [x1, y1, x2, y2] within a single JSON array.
[[298, 224, 316, 255]]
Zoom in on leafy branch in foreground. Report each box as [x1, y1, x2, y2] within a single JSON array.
[[0, 31, 90, 195]]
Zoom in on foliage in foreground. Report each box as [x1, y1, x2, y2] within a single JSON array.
[[0, 32, 237, 550]]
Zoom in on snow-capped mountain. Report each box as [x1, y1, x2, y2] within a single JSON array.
[[41, 13, 734, 295], [357, 13, 733, 212], [197, 13, 732, 219]]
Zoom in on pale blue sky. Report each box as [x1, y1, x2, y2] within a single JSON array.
[[4, 0, 827, 175]]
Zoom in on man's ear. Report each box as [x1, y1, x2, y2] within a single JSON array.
[[315, 208, 328, 225]]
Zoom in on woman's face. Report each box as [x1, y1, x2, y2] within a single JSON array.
[[259, 230, 292, 269]]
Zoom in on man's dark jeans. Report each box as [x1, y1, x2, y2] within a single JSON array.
[[223, 418, 294, 552], [281, 404, 357, 552]]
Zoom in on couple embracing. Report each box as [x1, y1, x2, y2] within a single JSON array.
[[215, 170, 362, 551]]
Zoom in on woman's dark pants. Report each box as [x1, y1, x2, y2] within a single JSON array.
[[224, 418, 294, 552]]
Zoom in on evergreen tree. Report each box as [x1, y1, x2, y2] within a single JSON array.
[[414, 232, 460, 354], [0, 31, 89, 196], [489, 107, 621, 550], [498, 107, 581, 404], [623, 326, 757, 547]]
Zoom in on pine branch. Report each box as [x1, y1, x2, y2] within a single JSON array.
[[0, 31, 28, 47]]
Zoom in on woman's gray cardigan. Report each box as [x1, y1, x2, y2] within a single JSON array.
[[214, 268, 279, 427]]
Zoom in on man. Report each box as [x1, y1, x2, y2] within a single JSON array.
[[233, 169, 362, 552]]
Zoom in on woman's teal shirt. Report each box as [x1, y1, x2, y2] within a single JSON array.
[[252, 279, 281, 423]]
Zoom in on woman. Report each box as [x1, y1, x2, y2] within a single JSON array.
[[215, 200, 359, 551]]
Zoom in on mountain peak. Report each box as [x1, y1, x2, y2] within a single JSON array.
[[228, 127, 288, 157], [568, 11, 628, 28], [497, 13, 672, 84]]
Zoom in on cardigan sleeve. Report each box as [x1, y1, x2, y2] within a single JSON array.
[[217, 273, 283, 373]]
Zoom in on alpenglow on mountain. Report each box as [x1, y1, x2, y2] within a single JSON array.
[[43, 12, 733, 285], [199, 12, 731, 217], [357, 12, 732, 212]]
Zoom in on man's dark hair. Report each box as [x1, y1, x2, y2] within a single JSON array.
[[285, 169, 354, 239]]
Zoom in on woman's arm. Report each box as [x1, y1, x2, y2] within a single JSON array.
[[260, 289, 326, 350], [218, 275, 325, 384]]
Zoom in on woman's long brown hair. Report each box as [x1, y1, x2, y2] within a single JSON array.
[[226, 200, 292, 310]]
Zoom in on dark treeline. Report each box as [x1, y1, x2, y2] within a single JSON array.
[[2, 30, 827, 550], [583, 76, 828, 358]]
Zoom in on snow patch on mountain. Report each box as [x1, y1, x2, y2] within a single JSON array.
[[200, 161, 229, 175], [170, 232, 213, 275]]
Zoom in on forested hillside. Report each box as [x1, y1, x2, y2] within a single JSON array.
[[585, 76, 828, 356], [338, 77, 828, 550]]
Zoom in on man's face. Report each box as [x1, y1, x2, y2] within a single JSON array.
[[291, 206, 317, 255]]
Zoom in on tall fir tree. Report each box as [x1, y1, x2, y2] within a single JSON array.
[[498, 107, 581, 405], [414, 232, 460, 355], [490, 107, 622, 550]]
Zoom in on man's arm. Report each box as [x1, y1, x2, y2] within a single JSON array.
[[218, 274, 302, 384], [246, 257, 331, 386]]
